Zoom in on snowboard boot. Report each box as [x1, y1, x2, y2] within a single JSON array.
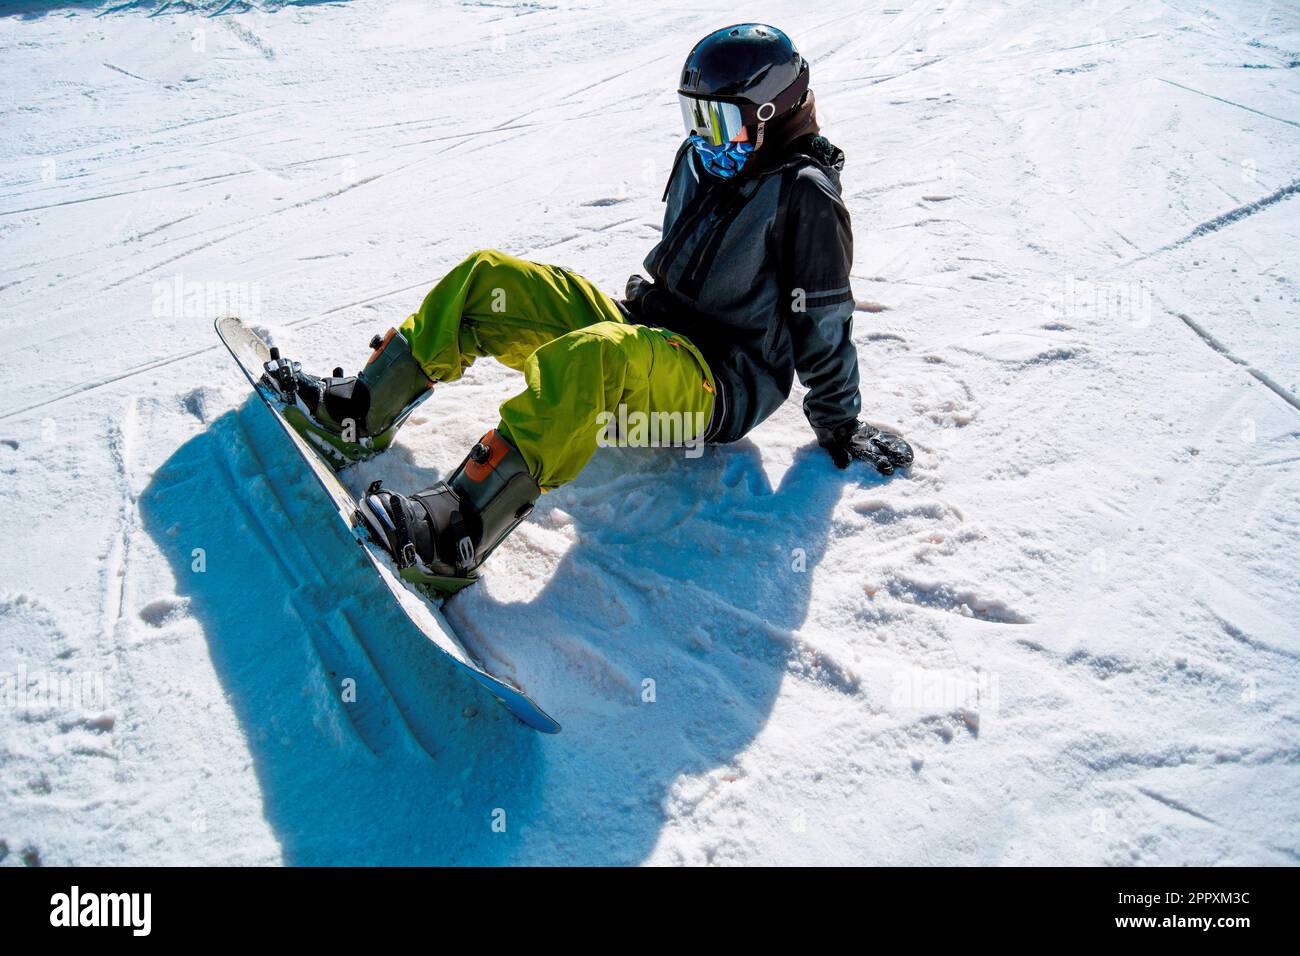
[[358, 429, 541, 595], [261, 328, 434, 470]]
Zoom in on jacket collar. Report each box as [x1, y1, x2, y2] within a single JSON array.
[[751, 133, 846, 186]]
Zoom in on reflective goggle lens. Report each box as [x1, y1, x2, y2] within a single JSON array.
[[678, 94, 745, 146]]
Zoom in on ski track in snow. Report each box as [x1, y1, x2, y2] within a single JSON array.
[[1, 0, 1298, 865]]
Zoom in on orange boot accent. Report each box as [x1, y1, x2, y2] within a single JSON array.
[[463, 429, 511, 482]]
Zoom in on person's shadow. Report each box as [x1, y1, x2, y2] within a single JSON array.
[[140, 395, 883, 864]]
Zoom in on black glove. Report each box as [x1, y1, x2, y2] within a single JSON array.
[[625, 273, 651, 300], [817, 420, 914, 475], [622, 274, 657, 319]]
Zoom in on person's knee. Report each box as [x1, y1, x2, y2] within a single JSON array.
[[570, 322, 634, 359], [462, 248, 505, 269], [583, 321, 633, 341]]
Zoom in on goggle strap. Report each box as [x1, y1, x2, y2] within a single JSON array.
[[753, 67, 808, 150], [757, 66, 810, 125]]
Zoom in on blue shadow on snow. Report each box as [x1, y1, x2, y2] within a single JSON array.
[[140, 392, 886, 864]]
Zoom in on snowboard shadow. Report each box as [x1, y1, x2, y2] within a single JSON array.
[[139, 398, 546, 865]]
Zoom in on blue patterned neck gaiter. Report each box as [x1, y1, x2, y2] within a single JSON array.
[[689, 134, 754, 179]]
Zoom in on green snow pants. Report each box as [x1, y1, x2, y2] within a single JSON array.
[[398, 249, 716, 489]]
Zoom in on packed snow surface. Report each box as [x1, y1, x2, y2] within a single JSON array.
[[1, 0, 1297, 865]]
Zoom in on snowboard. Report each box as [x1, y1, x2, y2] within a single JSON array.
[[214, 316, 561, 734]]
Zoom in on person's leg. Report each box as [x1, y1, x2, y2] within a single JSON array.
[[355, 251, 718, 590], [497, 321, 716, 489], [359, 320, 717, 591], [401, 248, 627, 381], [279, 248, 627, 470]]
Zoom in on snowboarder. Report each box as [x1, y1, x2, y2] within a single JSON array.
[[265, 23, 913, 594]]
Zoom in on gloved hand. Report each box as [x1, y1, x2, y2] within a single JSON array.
[[622, 274, 656, 318], [817, 420, 914, 475], [625, 273, 652, 301]]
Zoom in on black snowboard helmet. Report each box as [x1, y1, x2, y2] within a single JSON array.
[[678, 23, 810, 150]]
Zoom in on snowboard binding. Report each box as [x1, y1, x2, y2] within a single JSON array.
[[357, 429, 541, 597], [259, 329, 434, 471]]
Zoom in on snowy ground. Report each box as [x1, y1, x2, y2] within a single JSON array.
[[1, 0, 1297, 866]]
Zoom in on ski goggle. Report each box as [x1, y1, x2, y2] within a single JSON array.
[[679, 94, 752, 146]]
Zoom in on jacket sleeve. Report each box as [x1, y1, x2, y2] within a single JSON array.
[[783, 167, 862, 439]]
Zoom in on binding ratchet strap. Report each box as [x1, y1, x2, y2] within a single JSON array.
[[386, 490, 417, 569], [448, 509, 473, 572]]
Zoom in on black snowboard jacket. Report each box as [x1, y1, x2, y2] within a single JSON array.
[[622, 133, 861, 445]]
